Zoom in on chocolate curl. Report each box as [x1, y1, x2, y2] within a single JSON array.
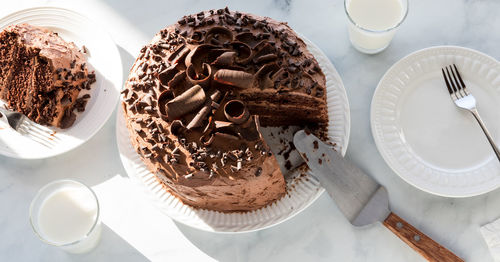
[[214, 120, 233, 129], [255, 63, 280, 89], [224, 100, 250, 124], [209, 89, 222, 102], [254, 54, 278, 64], [252, 41, 275, 55], [186, 100, 211, 130], [167, 71, 187, 90], [213, 132, 240, 141], [235, 32, 260, 48], [213, 69, 254, 89], [189, 30, 204, 44], [167, 44, 189, 63], [230, 41, 252, 64], [186, 63, 212, 88], [170, 120, 186, 136], [157, 90, 174, 117], [200, 133, 215, 146], [185, 44, 226, 73], [237, 116, 260, 141], [205, 26, 234, 45], [202, 115, 214, 134], [165, 85, 206, 120], [211, 51, 237, 67], [213, 120, 242, 138], [158, 64, 179, 86]]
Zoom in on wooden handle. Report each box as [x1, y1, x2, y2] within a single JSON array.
[[383, 212, 464, 262]]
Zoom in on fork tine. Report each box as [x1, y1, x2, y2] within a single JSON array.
[[450, 65, 463, 91], [445, 67, 460, 96], [22, 122, 57, 146], [453, 64, 466, 89], [453, 64, 468, 96], [25, 123, 53, 141], [442, 68, 453, 95], [29, 123, 60, 141], [25, 133, 53, 148], [449, 65, 467, 97], [17, 125, 53, 148]]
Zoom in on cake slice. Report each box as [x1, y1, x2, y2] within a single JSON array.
[[0, 23, 95, 128]]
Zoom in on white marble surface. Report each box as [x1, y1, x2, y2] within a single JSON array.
[[0, 0, 499, 261]]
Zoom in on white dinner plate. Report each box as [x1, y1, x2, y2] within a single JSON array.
[[0, 7, 122, 159], [116, 35, 351, 232], [371, 46, 500, 197]]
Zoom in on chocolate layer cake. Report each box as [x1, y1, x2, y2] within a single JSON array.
[[0, 24, 95, 128], [122, 8, 328, 212]]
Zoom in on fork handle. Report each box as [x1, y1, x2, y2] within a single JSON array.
[[470, 109, 500, 162]]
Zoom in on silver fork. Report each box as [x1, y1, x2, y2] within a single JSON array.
[[0, 107, 59, 148], [441, 64, 500, 162]]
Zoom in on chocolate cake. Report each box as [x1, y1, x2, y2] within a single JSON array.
[[122, 8, 328, 212], [0, 24, 95, 128]]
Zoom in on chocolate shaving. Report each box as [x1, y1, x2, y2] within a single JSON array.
[[209, 89, 222, 102], [224, 100, 249, 124], [186, 63, 212, 88], [186, 100, 211, 130], [254, 54, 277, 64], [167, 71, 188, 93], [211, 51, 237, 67], [205, 26, 234, 44], [230, 41, 252, 64], [235, 32, 260, 48], [157, 90, 174, 117], [200, 133, 215, 146], [158, 65, 179, 86], [167, 44, 188, 63], [170, 120, 185, 136], [214, 120, 234, 129], [165, 85, 206, 120], [255, 63, 280, 89], [252, 41, 276, 59], [185, 44, 227, 73], [213, 69, 254, 89]]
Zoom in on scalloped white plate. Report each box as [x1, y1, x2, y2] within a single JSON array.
[[0, 7, 122, 159], [116, 35, 350, 232], [371, 46, 500, 197]]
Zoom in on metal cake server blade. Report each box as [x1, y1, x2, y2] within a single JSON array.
[[293, 130, 463, 262]]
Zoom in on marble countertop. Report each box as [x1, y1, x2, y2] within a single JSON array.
[[1, 0, 499, 261]]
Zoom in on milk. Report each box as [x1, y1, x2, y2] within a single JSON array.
[[31, 182, 101, 254], [346, 0, 406, 53]]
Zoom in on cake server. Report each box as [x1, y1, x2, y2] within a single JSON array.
[[293, 130, 463, 262]]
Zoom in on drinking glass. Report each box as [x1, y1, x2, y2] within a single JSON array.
[[344, 0, 409, 54], [29, 180, 101, 254]]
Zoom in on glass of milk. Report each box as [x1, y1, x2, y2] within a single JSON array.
[[345, 0, 409, 54], [29, 180, 102, 254]]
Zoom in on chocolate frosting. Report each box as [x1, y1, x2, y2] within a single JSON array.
[[122, 8, 328, 212]]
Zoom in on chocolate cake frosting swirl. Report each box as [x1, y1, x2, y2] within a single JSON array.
[[122, 8, 328, 212]]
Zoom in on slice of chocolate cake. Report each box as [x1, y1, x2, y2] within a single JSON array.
[[0, 23, 95, 128]]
